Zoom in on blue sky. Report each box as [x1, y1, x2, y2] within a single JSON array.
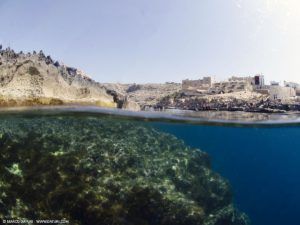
[[1, 0, 300, 83]]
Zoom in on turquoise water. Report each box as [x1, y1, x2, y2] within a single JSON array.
[[0, 107, 300, 225]]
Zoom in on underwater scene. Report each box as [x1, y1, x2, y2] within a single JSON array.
[[0, 108, 300, 225]]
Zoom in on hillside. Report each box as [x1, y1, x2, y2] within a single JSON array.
[[103, 82, 181, 109], [0, 46, 116, 107]]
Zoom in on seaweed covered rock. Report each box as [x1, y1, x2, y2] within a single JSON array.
[[0, 116, 249, 225]]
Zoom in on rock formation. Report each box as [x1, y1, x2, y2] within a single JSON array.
[[103, 82, 181, 110], [0, 47, 116, 107], [156, 91, 300, 113]]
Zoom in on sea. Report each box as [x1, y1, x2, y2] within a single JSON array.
[[152, 122, 300, 225], [0, 106, 299, 225]]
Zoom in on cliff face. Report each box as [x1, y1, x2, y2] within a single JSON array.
[[0, 47, 116, 107], [103, 83, 181, 109]]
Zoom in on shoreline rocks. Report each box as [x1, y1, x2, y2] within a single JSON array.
[[155, 91, 300, 113]]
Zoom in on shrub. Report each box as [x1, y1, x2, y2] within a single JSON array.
[[28, 66, 40, 75]]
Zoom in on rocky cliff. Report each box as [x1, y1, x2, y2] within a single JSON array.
[[0, 46, 116, 107], [103, 82, 181, 110]]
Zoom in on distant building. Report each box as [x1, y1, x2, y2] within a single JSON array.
[[284, 81, 299, 89], [182, 75, 255, 94], [228, 76, 253, 83], [251, 74, 269, 94], [254, 74, 265, 88], [270, 81, 280, 86], [284, 81, 300, 96], [209, 79, 253, 94], [182, 77, 213, 92], [269, 86, 296, 101], [181, 75, 298, 99], [208, 75, 254, 93]]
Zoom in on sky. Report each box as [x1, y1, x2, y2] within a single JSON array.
[[0, 0, 300, 84]]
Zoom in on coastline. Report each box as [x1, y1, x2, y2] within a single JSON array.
[[1, 105, 300, 126]]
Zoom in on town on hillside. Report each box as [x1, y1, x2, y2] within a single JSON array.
[[182, 75, 300, 102], [153, 75, 300, 113]]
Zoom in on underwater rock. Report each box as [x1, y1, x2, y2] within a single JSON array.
[[0, 116, 249, 225]]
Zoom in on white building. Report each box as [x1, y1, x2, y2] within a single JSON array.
[[284, 81, 300, 96], [269, 86, 296, 102]]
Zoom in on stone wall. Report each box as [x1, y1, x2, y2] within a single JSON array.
[[209, 80, 253, 94], [182, 77, 212, 91], [182, 76, 255, 94]]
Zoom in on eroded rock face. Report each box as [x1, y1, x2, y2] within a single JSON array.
[[121, 98, 141, 111], [0, 47, 115, 107], [0, 116, 249, 225], [103, 83, 181, 109]]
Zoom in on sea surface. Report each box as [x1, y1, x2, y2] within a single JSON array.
[[0, 106, 300, 225]]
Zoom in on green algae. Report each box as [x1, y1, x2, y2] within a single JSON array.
[[0, 116, 249, 225]]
